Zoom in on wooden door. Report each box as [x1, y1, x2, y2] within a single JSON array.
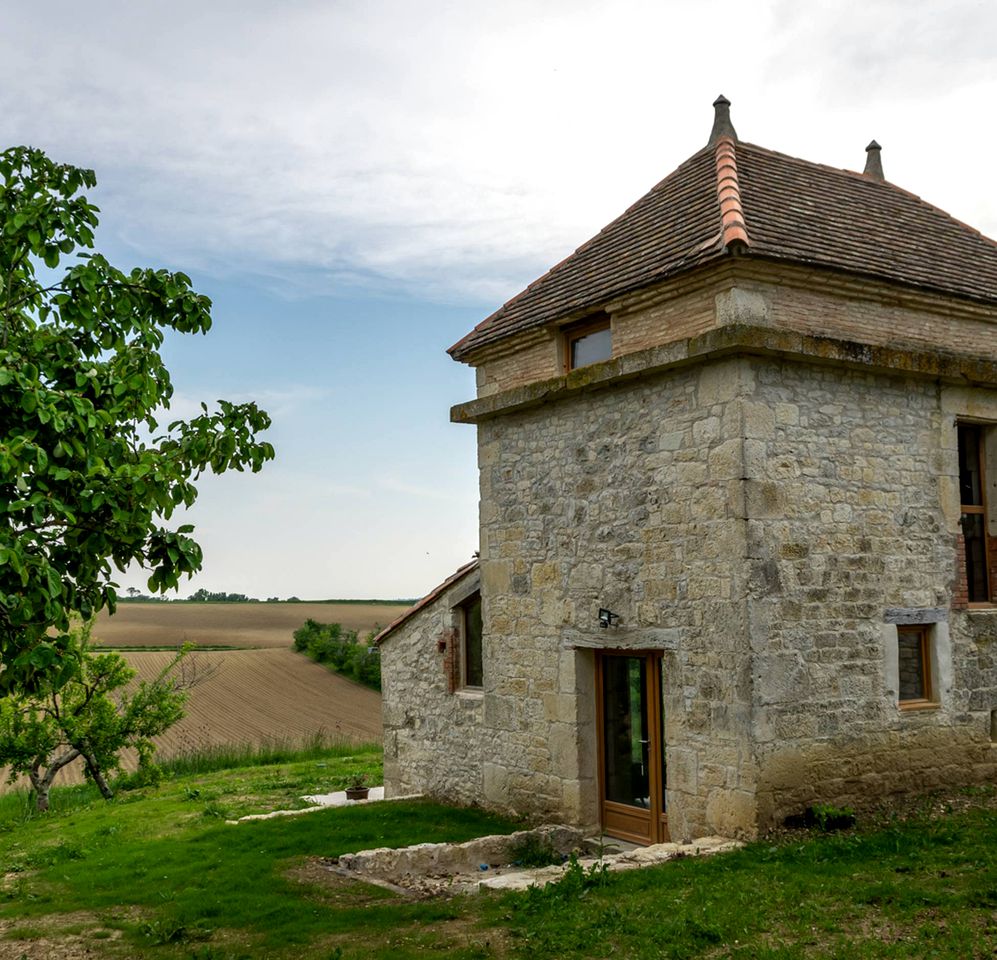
[[596, 651, 668, 845]]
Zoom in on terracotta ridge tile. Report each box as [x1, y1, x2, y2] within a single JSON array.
[[714, 136, 749, 249]]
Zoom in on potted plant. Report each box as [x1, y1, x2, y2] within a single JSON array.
[[345, 773, 370, 801]]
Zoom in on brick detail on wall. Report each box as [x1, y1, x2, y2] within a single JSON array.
[[952, 531, 997, 607], [440, 628, 459, 694], [953, 532, 969, 609], [989, 533, 997, 602]]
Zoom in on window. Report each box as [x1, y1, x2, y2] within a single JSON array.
[[897, 625, 934, 708], [958, 423, 991, 602], [460, 593, 483, 688], [566, 315, 612, 371]]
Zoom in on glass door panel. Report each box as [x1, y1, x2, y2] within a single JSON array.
[[602, 656, 650, 808], [597, 651, 668, 845]]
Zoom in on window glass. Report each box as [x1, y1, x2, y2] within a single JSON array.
[[897, 627, 928, 702], [569, 325, 611, 369], [959, 424, 983, 506], [962, 514, 990, 602], [463, 595, 483, 687], [958, 423, 991, 602]]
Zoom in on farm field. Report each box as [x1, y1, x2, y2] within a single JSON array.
[[4, 602, 405, 790], [92, 601, 411, 649], [130, 647, 383, 752]]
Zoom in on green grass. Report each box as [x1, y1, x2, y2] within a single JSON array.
[[153, 733, 381, 779], [94, 644, 250, 652], [0, 746, 522, 958], [483, 799, 997, 959], [2, 760, 997, 959]]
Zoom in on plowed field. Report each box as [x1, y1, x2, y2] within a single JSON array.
[[92, 601, 410, 648], [4, 603, 403, 790], [130, 647, 382, 750]]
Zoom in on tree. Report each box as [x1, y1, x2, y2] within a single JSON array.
[[0, 146, 275, 693], [0, 622, 190, 811]]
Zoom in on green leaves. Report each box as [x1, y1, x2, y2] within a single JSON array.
[[0, 145, 275, 694], [0, 622, 188, 809]]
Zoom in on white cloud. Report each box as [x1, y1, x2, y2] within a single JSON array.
[[5, 0, 997, 600], [0, 0, 791, 303]]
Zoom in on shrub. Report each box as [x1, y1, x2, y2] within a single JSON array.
[[290, 621, 380, 690]]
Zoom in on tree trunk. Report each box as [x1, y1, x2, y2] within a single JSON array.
[[28, 764, 48, 812], [30, 749, 81, 812], [79, 746, 114, 800]]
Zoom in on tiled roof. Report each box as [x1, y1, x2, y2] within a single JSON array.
[[449, 104, 997, 362], [371, 559, 478, 646]]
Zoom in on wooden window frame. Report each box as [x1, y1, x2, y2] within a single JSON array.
[[897, 625, 936, 711], [564, 315, 612, 373], [458, 592, 483, 690], [958, 421, 993, 606], [594, 650, 668, 845]]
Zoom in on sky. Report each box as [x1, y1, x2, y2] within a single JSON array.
[[2, 0, 996, 600]]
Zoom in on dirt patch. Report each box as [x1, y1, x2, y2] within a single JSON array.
[[93, 601, 412, 650], [287, 859, 400, 906], [287, 862, 515, 957], [0, 911, 126, 960], [127, 647, 382, 750]]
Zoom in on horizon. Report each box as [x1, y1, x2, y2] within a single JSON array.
[[3, 0, 995, 600]]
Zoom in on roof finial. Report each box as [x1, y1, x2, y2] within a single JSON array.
[[708, 95, 738, 146], [863, 140, 885, 181]]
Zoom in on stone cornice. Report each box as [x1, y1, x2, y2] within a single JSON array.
[[451, 322, 997, 425]]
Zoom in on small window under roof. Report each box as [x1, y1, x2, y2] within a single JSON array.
[[567, 317, 612, 371]]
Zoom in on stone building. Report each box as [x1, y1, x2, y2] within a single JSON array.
[[375, 97, 997, 843]]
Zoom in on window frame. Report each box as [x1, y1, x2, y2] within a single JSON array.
[[458, 591, 483, 690], [957, 421, 993, 605], [897, 624, 936, 711], [564, 314, 612, 373]]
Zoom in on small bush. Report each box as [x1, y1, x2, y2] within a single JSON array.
[[143, 915, 214, 945], [202, 800, 230, 819], [522, 853, 609, 910], [291, 620, 381, 690]]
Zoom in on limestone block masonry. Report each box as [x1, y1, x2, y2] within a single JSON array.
[[475, 356, 754, 839], [470, 346, 997, 837], [380, 566, 485, 805], [384, 268, 997, 838]]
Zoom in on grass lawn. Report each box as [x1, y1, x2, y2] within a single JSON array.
[[2, 754, 996, 959]]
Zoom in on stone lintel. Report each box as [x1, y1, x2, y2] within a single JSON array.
[[883, 607, 948, 625], [451, 323, 997, 425], [561, 627, 682, 651]]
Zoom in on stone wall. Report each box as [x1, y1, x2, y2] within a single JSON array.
[[476, 356, 757, 839], [745, 358, 997, 825], [384, 289, 997, 839], [380, 567, 485, 803], [461, 346, 997, 837]]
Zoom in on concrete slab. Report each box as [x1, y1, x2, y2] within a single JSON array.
[[302, 786, 386, 806], [226, 787, 424, 824], [477, 836, 742, 892]]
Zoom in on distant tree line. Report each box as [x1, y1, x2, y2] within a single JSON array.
[[119, 588, 412, 605], [188, 589, 255, 603], [292, 619, 381, 690]]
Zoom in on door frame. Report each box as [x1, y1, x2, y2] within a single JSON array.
[[595, 649, 669, 845]]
